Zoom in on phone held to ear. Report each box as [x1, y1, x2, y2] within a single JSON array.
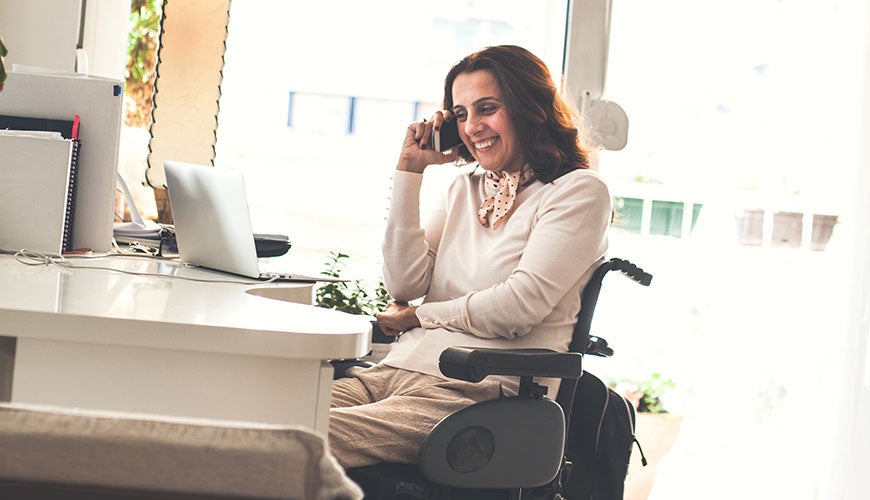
[[431, 119, 462, 153]]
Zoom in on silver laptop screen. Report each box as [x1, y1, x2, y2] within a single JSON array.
[[163, 161, 260, 279]]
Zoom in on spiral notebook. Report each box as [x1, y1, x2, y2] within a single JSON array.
[[0, 131, 80, 254]]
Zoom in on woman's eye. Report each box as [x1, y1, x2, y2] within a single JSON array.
[[454, 113, 468, 121], [480, 106, 497, 115]]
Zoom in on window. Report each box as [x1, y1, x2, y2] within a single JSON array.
[[596, 2, 866, 497], [214, 0, 569, 280], [613, 197, 702, 238], [649, 200, 684, 238], [286, 92, 355, 135], [614, 197, 643, 234]]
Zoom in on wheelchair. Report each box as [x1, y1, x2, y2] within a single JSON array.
[[334, 258, 653, 500]]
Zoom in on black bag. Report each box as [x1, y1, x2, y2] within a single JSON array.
[[563, 371, 644, 500]]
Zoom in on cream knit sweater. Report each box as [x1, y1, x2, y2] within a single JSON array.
[[380, 167, 611, 395]]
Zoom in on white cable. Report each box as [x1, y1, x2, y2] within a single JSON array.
[[2, 248, 278, 285]]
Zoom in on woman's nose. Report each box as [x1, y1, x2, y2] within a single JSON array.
[[464, 114, 483, 136]]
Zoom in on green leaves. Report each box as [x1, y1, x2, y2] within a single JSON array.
[[611, 372, 676, 413], [635, 373, 676, 413], [124, 0, 162, 127], [127, 0, 161, 82], [315, 251, 390, 317]]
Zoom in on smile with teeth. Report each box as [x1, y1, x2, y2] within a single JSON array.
[[474, 137, 498, 150]]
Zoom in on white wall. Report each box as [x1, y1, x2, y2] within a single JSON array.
[[80, 0, 131, 79], [0, 0, 82, 72], [0, 0, 128, 79]]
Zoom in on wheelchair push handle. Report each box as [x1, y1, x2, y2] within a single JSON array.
[[572, 257, 653, 356], [608, 257, 653, 287]]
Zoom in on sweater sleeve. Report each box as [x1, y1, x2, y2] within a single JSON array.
[[381, 170, 448, 301], [416, 172, 611, 339]]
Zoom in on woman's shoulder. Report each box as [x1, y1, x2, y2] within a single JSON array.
[[553, 166, 607, 185], [545, 167, 610, 198]]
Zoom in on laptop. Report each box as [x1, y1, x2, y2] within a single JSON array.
[[163, 160, 343, 283]]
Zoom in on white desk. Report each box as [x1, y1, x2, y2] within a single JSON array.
[[0, 254, 371, 433]]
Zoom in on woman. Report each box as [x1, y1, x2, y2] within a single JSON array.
[[329, 45, 611, 469]]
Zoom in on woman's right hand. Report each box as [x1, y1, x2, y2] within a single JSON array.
[[396, 110, 459, 174], [375, 301, 420, 336]]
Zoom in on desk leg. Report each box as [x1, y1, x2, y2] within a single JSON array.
[[0, 336, 14, 402], [314, 361, 334, 433]]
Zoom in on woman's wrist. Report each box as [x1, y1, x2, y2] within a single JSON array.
[[404, 305, 421, 328], [396, 159, 425, 174]]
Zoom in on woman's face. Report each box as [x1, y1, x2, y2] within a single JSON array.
[[451, 70, 525, 174]]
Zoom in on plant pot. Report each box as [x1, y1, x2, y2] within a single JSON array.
[[625, 412, 682, 500]]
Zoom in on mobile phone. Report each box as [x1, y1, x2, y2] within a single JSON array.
[[431, 119, 463, 153]]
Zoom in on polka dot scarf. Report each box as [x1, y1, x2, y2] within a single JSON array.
[[478, 167, 536, 229]]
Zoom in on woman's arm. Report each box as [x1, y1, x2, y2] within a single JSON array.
[[381, 171, 446, 301], [381, 117, 457, 301]]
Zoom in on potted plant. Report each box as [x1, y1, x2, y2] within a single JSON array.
[[314, 251, 394, 346], [611, 373, 681, 500], [613, 372, 676, 414]]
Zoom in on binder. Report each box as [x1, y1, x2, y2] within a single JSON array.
[[0, 70, 123, 252], [0, 132, 80, 254], [0, 114, 78, 139]]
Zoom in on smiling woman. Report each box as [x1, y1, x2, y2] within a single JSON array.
[[328, 43, 612, 470], [442, 45, 596, 182], [450, 70, 525, 175]]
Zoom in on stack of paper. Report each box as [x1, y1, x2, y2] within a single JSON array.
[[0, 130, 78, 253], [113, 221, 162, 242]]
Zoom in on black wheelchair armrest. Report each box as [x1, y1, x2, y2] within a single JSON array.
[[421, 346, 581, 489], [439, 346, 582, 383], [331, 359, 375, 379]]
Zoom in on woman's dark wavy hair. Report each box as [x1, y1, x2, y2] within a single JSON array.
[[443, 45, 596, 183]]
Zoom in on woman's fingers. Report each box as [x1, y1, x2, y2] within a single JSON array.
[[430, 110, 453, 133], [397, 113, 460, 172], [418, 119, 433, 149], [410, 110, 455, 149]]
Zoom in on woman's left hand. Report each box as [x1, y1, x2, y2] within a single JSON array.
[[396, 111, 459, 174], [375, 301, 420, 336]]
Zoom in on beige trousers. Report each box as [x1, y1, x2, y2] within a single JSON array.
[[328, 364, 502, 469]]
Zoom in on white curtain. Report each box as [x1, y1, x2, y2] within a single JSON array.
[[828, 2, 870, 497]]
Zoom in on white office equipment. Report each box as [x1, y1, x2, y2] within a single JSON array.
[[164, 160, 340, 283], [0, 69, 123, 252], [0, 253, 371, 432], [0, 132, 79, 253]]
